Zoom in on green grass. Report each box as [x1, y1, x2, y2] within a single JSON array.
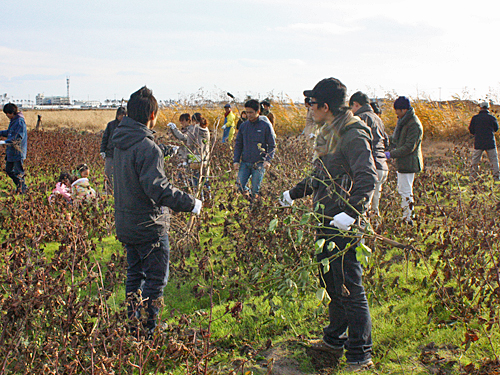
[[2, 133, 500, 374]]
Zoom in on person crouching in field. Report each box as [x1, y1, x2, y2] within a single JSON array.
[[1, 103, 28, 194], [112, 86, 202, 337], [233, 99, 276, 201], [71, 163, 97, 203], [469, 101, 500, 181], [279, 78, 376, 372], [49, 172, 74, 204], [385, 96, 423, 225]]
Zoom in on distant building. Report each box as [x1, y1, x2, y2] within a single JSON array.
[[73, 100, 101, 108], [36, 93, 70, 106]]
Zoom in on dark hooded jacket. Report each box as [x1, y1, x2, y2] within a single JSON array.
[[100, 118, 121, 157], [469, 109, 498, 150], [289, 116, 377, 228], [112, 116, 195, 244], [354, 104, 388, 171]]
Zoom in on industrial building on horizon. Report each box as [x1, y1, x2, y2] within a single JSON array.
[[35, 93, 71, 106]]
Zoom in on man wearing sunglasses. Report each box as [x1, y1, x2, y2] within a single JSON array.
[[280, 78, 376, 372]]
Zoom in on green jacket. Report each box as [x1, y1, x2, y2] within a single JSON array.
[[390, 108, 424, 173]]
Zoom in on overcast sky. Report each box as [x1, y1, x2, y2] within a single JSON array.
[[1, 0, 499, 103]]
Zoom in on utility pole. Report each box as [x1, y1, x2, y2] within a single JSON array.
[[66, 76, 70, 104]]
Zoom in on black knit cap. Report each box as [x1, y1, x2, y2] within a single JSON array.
[[303, 78, 346, 109], [393, 96, 411, 110]]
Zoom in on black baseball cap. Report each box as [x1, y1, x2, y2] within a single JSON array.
[[303, 78, 346, 109]]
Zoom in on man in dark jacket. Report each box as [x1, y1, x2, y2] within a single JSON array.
[[260, 99, 275, 126], [233, 99, 276, 199], [469, 101, 499, 181], [349, 92, 389, 216], [1, 103, 28, 193], [100, 106, 126, 193], [385, 96, 423, 225], [112, 87, 202, 335], [280, 78, 377, 372]]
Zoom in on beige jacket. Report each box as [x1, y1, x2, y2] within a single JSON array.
[[171, 124, 211, 167]]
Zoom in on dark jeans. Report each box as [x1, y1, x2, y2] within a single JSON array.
[[317, 228, 372, 363], [237, 161, 265, 196], [125, 235, 170, 333], [5, 160, 27, 193]]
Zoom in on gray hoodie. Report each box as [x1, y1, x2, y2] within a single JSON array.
[[112, 116, 195, 244]]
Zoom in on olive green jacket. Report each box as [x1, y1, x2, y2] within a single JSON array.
[[390, 108, 424, 173]]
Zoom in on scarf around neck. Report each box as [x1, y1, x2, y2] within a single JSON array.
[[314, 110, 359, 159], [392, 107, 414, 141]]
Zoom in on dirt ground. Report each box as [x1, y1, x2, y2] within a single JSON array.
[[245, 340, 339, 375]]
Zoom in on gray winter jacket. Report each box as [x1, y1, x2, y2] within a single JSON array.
[[354, 104, 389, 171], [112, 116, 196, 244]]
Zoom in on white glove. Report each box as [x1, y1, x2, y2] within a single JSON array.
[[172, 146, 179, 154], [167, 122, 177, 130], [222, 125, 227, 129], [100, 152, 106, 159], [330, 212, 356, 231], [0, 140, 6, 145], [192, 199, 202, 215], [279, 190, 294, 207], [309, 133, 316, 139]]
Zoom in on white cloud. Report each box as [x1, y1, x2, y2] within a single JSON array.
[[276, 22, 359, 36]]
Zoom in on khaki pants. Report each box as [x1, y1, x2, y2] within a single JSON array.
[[471, 148, 500, 180]]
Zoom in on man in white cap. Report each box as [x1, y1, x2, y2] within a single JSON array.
[[469, 101, 500, 181]]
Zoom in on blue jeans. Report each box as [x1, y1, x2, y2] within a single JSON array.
[[222, 126, 231, 143], [237, 162, 266, 196], [125, 235, 170, 333], [317, 228, 372, 363], [5, 160, 27, 193]]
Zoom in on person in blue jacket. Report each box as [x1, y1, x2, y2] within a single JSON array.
[[233, 99, 276, 200], [1, 103, 28, 193]]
